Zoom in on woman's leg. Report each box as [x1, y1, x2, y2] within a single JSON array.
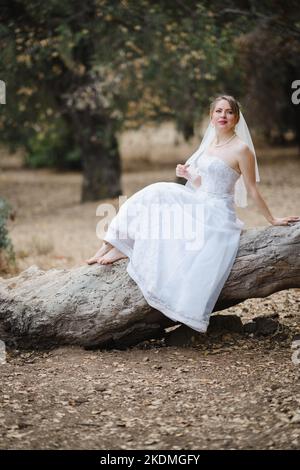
[[86, 241, 114, 264]]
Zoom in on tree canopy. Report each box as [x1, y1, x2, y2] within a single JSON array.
[[1, 0, 299, 200]]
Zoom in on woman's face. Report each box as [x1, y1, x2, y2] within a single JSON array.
[[211, 99, 238, 131]]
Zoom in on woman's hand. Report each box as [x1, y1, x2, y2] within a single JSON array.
[[176, 164, 191, 180], [270, 216, 300, 226]]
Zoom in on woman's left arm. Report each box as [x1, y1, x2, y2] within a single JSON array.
[[238, 146, 300, 227]]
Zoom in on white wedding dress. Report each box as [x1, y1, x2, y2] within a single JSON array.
[[103, 152, 245, 332]]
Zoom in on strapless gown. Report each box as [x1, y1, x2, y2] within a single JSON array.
[[103, 152, 244, 332]]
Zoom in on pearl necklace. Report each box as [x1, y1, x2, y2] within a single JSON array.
[[214, 132, 236, 147]]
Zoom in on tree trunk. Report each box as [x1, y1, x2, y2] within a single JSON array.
[[0, 224, 299, 350], [71, 111, 122, 202]]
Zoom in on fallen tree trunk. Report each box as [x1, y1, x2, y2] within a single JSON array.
[[0, 224, 299, 349]]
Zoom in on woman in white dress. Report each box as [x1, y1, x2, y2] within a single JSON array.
[[86, 95, 300, 332]]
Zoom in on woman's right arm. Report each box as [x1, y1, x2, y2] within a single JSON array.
[[176, 164, 201, 188]]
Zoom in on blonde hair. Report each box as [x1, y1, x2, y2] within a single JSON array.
[[210, 95, 240, 124]]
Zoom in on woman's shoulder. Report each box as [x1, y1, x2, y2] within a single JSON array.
[[233, 137, 256, 171], [234, 135, 250, 151], [234, 136, 254, 158]]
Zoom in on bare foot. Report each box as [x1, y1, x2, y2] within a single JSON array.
[[86, 242, 113, 264], [97, 247, 128, 265]]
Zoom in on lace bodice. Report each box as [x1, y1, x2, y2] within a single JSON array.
[[188, 152, 241, 197]]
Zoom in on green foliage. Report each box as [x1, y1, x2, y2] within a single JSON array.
[[0, 198, 15, 268], [25, 117, 82, 169], [0, 0, 298, 167], [0, 0, 243, 159]]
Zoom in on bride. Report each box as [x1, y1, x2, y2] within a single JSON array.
[[86, 95, 300, 332]]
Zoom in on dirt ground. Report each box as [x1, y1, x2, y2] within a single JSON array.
[[0, 146, 300, 449]]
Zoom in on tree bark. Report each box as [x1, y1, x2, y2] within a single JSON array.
[[0, 224, 299, 350], [70, 111, 122, 202]]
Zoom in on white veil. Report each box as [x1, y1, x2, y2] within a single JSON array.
[[183, 110, 260, 207]]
